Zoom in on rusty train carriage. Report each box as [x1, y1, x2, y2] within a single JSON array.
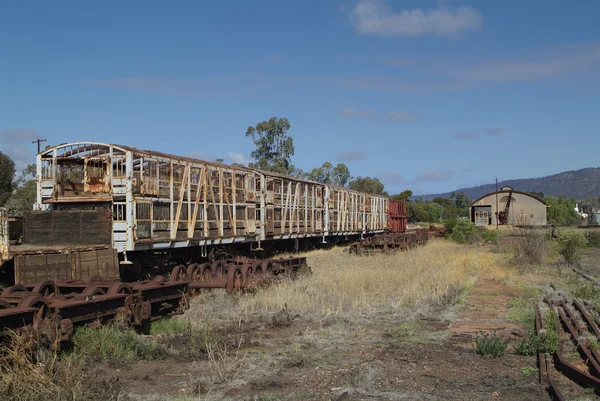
[[31, 142, 389, 260]]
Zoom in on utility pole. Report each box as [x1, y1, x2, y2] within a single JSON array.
[[32, 138, 47, 154], [495, 177, 499, 230]]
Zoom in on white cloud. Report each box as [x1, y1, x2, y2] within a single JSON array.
[[225, 152, 250, 166], [337, 151, 366, 162], [350, 0, 482, 38], [415, 169, 454, 182], [340, 107, 378, 119], [377, 172, 405, 186], [486, 128, 504, 136], [454, 131, 479, 140], [387, 110, 422, 123]]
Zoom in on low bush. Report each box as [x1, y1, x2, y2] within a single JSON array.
[[448, 220, 500, 244], [480, 228, 500, 243], [558, 232, 587, 265], [444, 218, 460, 235], [587, 231, 600, 248], [72, 325, 165, 362], [449, 220, 480, 244], [474, 331, 508, 357], [511, 227, 547, 265]]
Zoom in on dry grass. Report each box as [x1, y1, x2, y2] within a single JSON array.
[[198, 240, 514, 321], [0, 331, 121, 401]]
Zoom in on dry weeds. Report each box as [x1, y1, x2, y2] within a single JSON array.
[[187, 240, 514, 325]]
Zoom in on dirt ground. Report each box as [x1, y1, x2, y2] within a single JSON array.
[[89, 279, 551, 401]]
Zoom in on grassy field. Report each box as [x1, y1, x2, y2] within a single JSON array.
[[218, 240, 513, 319], [4, 233, 600, 400]]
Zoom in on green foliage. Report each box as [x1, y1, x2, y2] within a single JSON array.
[[0, 151, 16, 207], [5, 164, 37, 217], [546, 196, 583, 226], [481, 229, 500, 243], [246, 117, 295, 174], [444, 217, 459, 234], [305, 162, 350, 187], [586, 231, 600, 248], [514, 331, 543, 356], [72, 325, 165, 362], [474, 331, 508, 357], [391, 190, 413, 201], [520, 366, 537, 375], [149, 317, 190, 336], [507, 299, 535, 326], [557, 231, 587, 265], [449, 220, 480, 244], [348, 176, 386, 195], [566, 277, 600, 307]]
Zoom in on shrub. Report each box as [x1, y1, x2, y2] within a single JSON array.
[[480, 228, 500, 243], [444, 217, 459, 234], [511, 227, 547, 265], [587, 231, 600, 248], [449, 220, 480, 244], [474, 331, 508, 357], [558, 232, 587, 265]]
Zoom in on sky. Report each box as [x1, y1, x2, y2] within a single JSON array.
[[1, 0, 599, 195]]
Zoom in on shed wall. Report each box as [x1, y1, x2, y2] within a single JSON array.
[[470, 193, 547, 226]]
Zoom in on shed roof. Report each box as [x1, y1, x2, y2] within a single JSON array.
[[469, 189, 546, 206]]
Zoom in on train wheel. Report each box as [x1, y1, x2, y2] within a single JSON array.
[[18, 295, 50, 328], [82, 287, 106, 297], [187, 263, 202, 282], [212, 261, 225, 278], [32, 281, 59, 297], [241, 263, 253, 288], [2, 284, 28, 295], [226, 266, 244, 292], [107, 282, 133, 295], [170, 265, 189, 282], [201, 263, 214, 282], [0, 300, 12, 309]]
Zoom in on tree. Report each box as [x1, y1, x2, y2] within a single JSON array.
[[391, 190, 412, 202], [6, 163, 36, 217], [246, 117, 295, 174], [348, 176, 386, 195], [306, 162, 350, 187], [546, 196, 582, 226], [0, 151, 16, 206], [432, 197, 453, 209]]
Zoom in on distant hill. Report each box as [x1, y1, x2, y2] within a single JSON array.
[[417, 167, 600, 202]]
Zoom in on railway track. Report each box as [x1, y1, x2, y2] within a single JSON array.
[[348, 226, 446, 255], [0, 256, 308, 349], [536, 291, 600, 400]]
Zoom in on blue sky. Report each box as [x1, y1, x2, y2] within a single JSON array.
[[1, 0, 599, 195]]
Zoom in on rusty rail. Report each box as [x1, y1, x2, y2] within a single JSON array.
[[0, 256, 309, 348], [543, 294, 600, 398], [535, 305, 565, 401], [348, 228, 440, 255]]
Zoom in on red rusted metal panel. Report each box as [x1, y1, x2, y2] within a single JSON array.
[[387, 200, 407, 233]]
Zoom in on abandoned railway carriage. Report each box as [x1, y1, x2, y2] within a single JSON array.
[[0, 142, 403, 285]]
